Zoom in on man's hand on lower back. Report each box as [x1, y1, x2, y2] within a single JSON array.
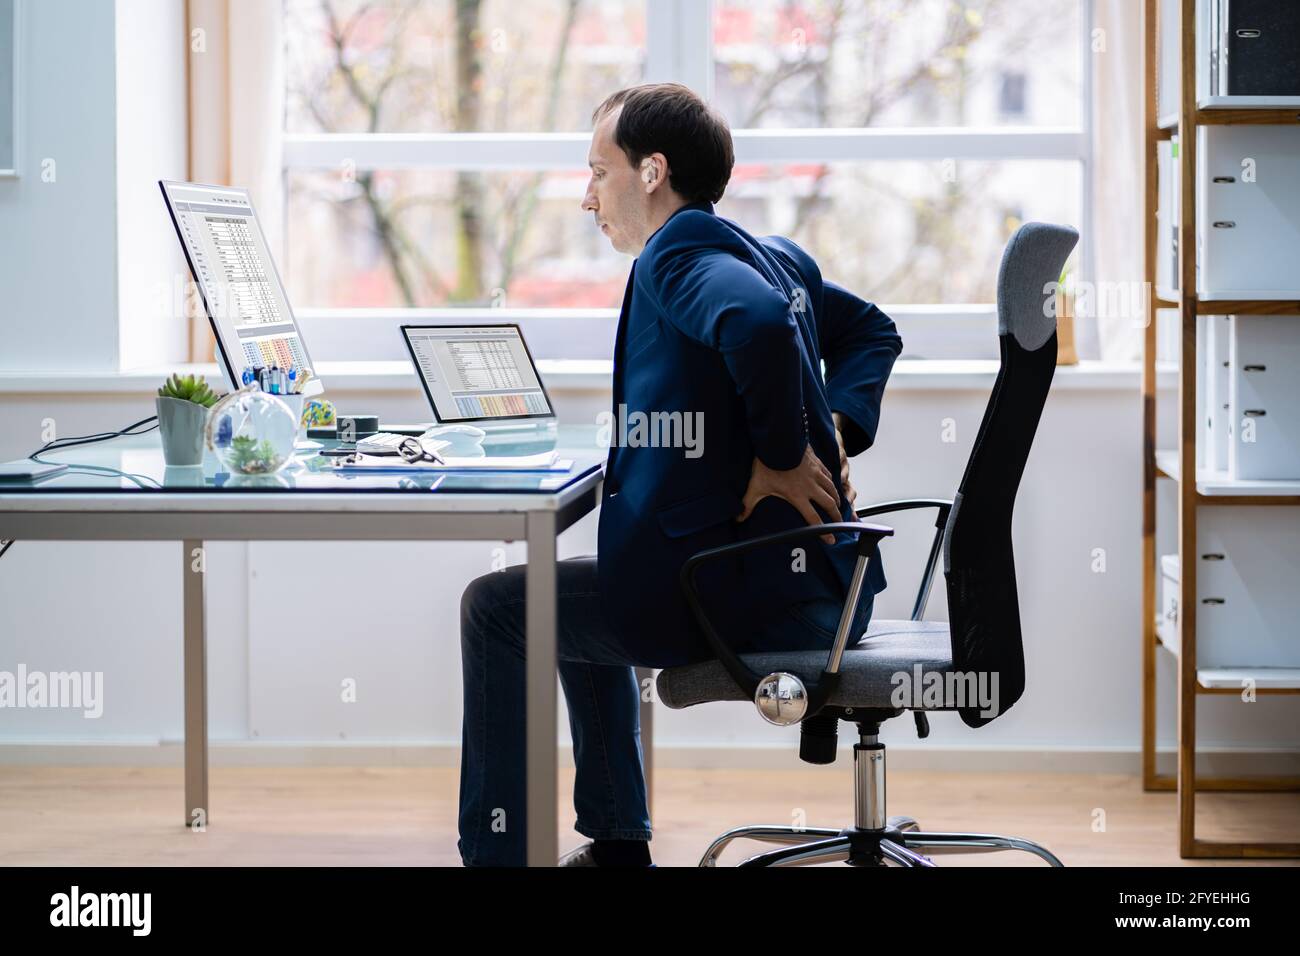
[[737, 442, 841, 544], [832, 412, 858, 511]]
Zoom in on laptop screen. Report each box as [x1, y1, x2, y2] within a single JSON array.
[[401, 324, 555, 424]]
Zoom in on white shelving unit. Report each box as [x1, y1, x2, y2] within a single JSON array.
[[1141, 0, 1300, 860]]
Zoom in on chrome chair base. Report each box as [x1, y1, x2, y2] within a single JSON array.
[[697, 725, 1065, 867], [700, 822, 1064, 867]]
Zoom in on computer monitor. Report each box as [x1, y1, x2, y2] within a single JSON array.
[[159, 180, 323, 397], [400, 324, 556, 425]]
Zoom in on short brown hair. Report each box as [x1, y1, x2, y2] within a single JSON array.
[[593, 83, 734, 204]]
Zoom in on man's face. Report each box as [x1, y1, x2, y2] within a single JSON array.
[[582, 106, 650, 256]]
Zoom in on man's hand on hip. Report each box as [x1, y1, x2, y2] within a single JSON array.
[[737, 443, 841, 544]]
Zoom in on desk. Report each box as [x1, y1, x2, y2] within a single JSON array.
[[0, 425, 646, 867]]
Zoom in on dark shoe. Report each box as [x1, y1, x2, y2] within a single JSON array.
[[558, 842, 599, 866], [558, 841, 656, 867]]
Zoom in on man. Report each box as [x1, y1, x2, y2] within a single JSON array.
[[458, 82, 902, 867]]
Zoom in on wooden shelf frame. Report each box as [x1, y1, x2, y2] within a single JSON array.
[[1140, 0, 1300, 860]]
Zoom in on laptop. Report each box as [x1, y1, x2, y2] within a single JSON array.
[[399, 324, 557, 436]]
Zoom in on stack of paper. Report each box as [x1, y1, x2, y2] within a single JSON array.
[[335, 451, 572, 473]]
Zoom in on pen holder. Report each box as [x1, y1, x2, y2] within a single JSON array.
[[275, 393, 308, 442]]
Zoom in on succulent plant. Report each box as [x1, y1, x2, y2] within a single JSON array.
[[158, 373, 220, 408], [227, 434, 282, 474]]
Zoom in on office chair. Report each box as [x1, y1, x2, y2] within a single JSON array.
[[656, 222, 1080, 867]]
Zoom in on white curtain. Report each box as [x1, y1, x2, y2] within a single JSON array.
[[185, 0, 284, 361]]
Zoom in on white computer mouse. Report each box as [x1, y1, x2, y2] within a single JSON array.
[[421, 423, 487, 455]]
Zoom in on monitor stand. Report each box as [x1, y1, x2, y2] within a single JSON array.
[[478, 418, 557, 438], [478, 419, 557, 454]]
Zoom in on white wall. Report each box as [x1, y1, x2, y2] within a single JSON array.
[[3, 374, 1297, 764], [0, 0, 120, 371], [0, 0, 187, 374]]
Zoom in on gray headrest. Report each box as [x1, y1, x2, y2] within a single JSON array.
[[996, 222, 1080, 352]]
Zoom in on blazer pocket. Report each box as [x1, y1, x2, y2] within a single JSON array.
[[625, 321, 661, 359], [655, 489, 743, 539]]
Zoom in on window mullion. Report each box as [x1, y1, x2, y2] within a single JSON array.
[[646, 0, 713, 98]]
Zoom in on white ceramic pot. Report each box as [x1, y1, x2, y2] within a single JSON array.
[[156, 396, 210, 467]]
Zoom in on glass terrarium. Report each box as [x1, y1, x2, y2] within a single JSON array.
[[205, 386, 299, 476]]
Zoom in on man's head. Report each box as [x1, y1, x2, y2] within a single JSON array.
[[582, 82, 734, 255]]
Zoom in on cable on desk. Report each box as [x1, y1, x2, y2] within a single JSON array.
[[28, 414, 159, 459], [2, 415, 167, 566], [24, 413, 165, 490]]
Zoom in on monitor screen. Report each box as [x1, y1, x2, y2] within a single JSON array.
[[401, 325, 555, 423], [159, 180, 323, 396]]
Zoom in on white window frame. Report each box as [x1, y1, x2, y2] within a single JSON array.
[[282, 0, 1094, 363]]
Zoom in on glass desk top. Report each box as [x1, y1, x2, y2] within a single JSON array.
[[1, 425, 607, 496]]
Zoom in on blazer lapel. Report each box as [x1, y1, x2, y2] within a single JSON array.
[[605, 261, 637, 477]]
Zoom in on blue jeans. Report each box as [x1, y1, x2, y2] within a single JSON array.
[[457, 556, 875, 866]]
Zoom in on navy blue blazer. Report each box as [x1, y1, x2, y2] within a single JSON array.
[[596, 200, 903, 666]]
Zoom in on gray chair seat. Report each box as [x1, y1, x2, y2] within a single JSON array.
[[657, 619, 957, 710]]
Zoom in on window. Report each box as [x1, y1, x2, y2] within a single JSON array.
[[282, 0, 1092, 362]]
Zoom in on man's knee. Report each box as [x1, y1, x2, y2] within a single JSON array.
[[461, 566, 526, 635]]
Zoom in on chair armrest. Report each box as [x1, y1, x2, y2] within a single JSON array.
[[855, 498, 953, 528], [854, 498, 954, 621], [679, 521, 893, 711]]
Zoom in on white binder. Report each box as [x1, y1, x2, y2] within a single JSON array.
[[1204, 314, 1232, 473], [1197, 125, 1300, 298], [1195, 312, 1207, 471], [1155, 307, 1180, 365], [1155, 0, 1181, 125], [1156, 138, 1180, 299], [1159, 512, 1300, 668], [1195, 508, 1300, 668], [1229, 313, 1300, 480]]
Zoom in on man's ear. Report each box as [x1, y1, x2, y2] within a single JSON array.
[[641, 154, 668, 193]]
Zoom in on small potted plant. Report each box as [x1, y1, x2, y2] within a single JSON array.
[[1055, 265, 1079, 365], [156, 373, 220, 467]]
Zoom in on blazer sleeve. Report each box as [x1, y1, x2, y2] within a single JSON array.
[[818, 280, 903, 457], [644, 228, 807, 471]]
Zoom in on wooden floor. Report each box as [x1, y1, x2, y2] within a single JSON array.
[[1, 765, 1296, 866]]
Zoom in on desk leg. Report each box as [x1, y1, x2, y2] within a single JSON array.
[[636, 667, 654, 822], [183, 539, 209, 828], [524, 513, 559, 867]]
